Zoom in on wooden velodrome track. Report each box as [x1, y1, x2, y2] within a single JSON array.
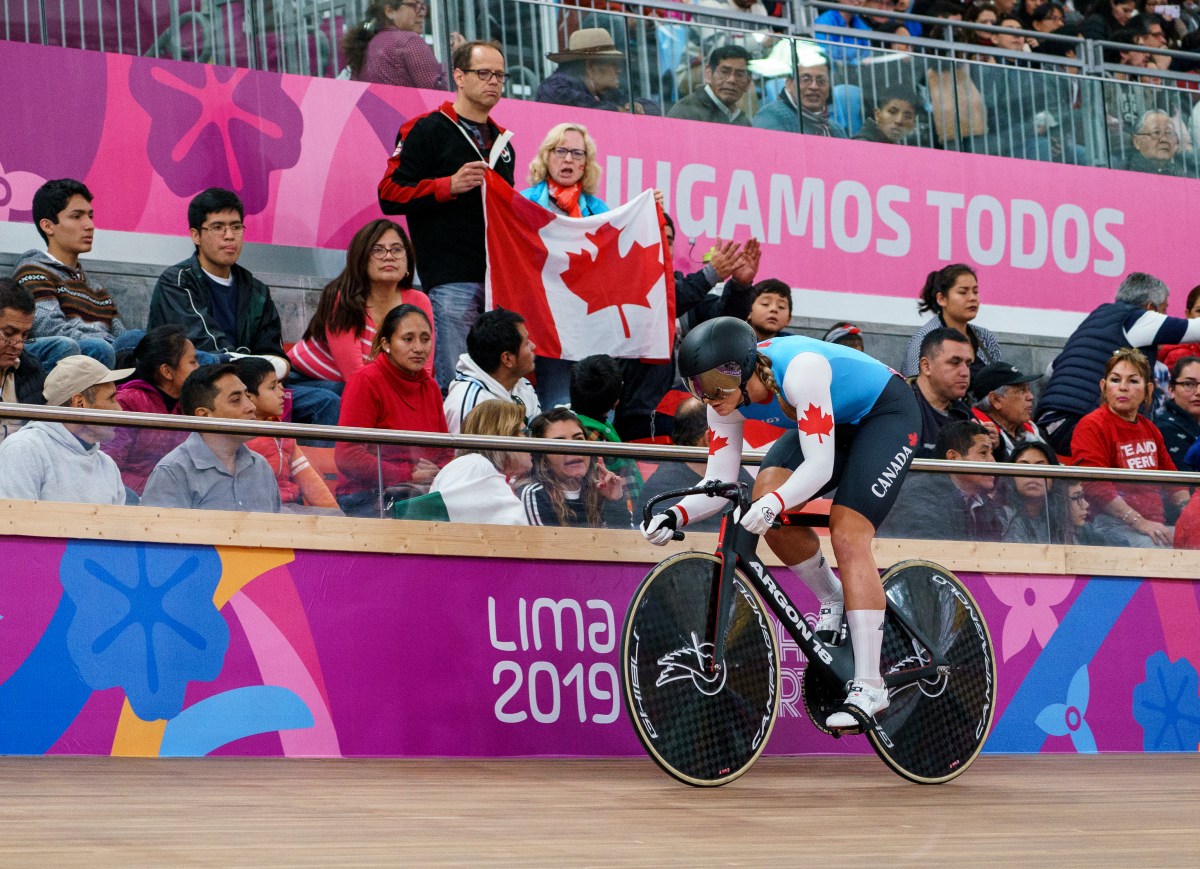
[[1, 754, 1197, 866]]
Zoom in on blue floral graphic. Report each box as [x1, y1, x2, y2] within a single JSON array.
[[1034, 664, 1097, 753], [59, 540, 230, 721], [1132, 651, 1200, 752]]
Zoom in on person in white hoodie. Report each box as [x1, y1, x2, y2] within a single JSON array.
[[443, 307, 540, 434], [0, 355, 132, 504]]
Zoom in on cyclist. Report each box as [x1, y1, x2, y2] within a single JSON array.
[[641, 317, 921, 728]]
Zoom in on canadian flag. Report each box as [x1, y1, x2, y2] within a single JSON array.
[[483, 170, 676, 361]]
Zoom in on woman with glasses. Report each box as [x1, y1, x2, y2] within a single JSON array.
[[341, 1, 464, 89], [1069, 347, 1189, 547], [288, 220, 434, 391], [428, 400, 531, 524], [1153, 355, 1200, 471]]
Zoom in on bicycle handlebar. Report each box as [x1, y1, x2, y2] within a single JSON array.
[[642, 481, 753, 540]]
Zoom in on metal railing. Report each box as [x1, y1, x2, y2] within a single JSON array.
[[3, 0, 1200, 173]]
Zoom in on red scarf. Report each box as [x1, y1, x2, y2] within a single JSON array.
[[547, 180, 583, 217]]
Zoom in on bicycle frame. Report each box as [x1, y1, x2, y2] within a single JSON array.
[[646, 482, 949, 699]]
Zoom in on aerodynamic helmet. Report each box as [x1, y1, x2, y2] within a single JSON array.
[[677, 316, 760, 403]]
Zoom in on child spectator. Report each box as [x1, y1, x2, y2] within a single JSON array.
[[1001, 441, 1070, 544], [822, 322, 865, 353], [426, 400, 531, 524], [853, 87, 921, 145], [234, 357, 338, 512], [569, 353, 643, 504], [517, 407, 632, 529], [105, 325, 198, 496], [746, 279, 793, 341], [334, 304, 450, 517], [288, 219, 434, 389]]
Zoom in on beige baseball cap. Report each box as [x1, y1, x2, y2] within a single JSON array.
[[43, 355, 134, 406]]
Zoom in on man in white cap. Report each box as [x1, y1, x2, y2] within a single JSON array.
[[0, 355, 131, 504]]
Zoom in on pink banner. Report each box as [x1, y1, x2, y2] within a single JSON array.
[[2, 40, 1198, 314]]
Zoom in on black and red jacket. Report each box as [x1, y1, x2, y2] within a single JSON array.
[[377, 101, 516, 289]]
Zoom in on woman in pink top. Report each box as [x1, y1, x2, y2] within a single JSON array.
[[288, 219, 434, 391], [341, 1, 464, 89]]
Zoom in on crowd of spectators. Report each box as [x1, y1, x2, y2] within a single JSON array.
[[0, 30, 1197, 552]]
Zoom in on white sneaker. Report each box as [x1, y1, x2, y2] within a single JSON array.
[[815, 602, 844, 645], [825, 681, 890, 730]]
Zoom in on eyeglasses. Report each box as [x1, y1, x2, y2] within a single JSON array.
[[464, 68, 509, 83], [1068, 493, 1088, 503], [369, 244, 407, 260], [0, 326, 31, 347], [552, 147, 586, 160], [1172, 379, 1200, 391], [797, 74, 830, 87], [200, 222, 245, 236], [712, 65, 750, 82], [399, 1, 427, 10], [1135, 129, 1178, 142]]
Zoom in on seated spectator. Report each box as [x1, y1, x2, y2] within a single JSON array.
[[233, 357, 338, 513], [148, 187, 340, 428], [104, 325, 199, 496], [141, 364, 280, 512], [903, 264, 1001, 377], [863, 0, 915, 49], [1156, 284, 1200, 371], [335, 304, 450, 517], [822, 321, 865, 353], [746, 279, 793, 341], [753, 55, 849, 137], [517, 407, 632, 528], [570, 353, 643, 503], [1065, 482, 1102, 546], [1001, 441, 1069, 543], [853, 86, 920, 144], [667, 45, 755, 126], [0, 355, 130, 504], [341, 0, 462, 89], [1123, 110, 1188, 176], [1081, 0, 1137, 42], [288, 219, 434, 388], [13, 179, 132, 372], [536, 29, 646, 114], [639, 396, 755, 533], [444, 307, 539, 434], [1069, 348, 1188, 548], [427, 400, 531, 525], [1035, 272, 1200, 456], [614, 212, 760, 441], [1153, 356, 1200, 471], [965, 2, 1001, 59], [970, 361, 1044, 461], [910, 327, 975, 457], [522, 121, 610, 408], [879, 420, 1008, 540], [814, 0, 873, 68], [0, 278, 46, 442]]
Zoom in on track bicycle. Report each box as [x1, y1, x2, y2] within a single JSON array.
[[621, 481, 996, 786]]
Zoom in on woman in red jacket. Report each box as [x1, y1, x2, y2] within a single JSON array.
[[334, 304, 450, 517], [104, 324, 199, 496], [1070, 347, 1189, 548]]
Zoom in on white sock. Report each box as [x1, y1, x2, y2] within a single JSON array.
[[788, 552, 843, 607], [847, 609, 885, 688]]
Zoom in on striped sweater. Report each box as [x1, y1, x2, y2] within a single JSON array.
[[12, 249, 125, 341]]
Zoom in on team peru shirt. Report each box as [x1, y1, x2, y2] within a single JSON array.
[[1069, 405, 1185, 523]]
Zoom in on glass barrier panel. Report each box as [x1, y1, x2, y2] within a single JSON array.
[[1100, 75, 1200, 179]]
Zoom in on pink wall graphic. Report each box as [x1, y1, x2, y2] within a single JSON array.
[[2, 41, 1199, 314]]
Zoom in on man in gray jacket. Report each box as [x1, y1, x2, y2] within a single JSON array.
[[0, 355, 132, 504]]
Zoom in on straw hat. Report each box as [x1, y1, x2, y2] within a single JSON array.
[[547, 28, 625, 63]]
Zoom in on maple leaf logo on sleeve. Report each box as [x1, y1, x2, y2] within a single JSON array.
[[559, 223, 663, 339], [798, 404, 834, 442], [708, 431, 729, 455]]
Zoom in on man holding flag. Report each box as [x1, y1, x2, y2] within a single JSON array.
[[378, 39, 516, 390]]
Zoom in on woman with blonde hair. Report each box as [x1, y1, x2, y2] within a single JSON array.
[[429, 401, 531, 525], [1069, 347, 1189, 547], [521, 122, 609, 217]]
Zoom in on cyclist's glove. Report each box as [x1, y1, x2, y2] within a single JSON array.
[[739, 493, 784, 536], [641, 510, 679, 545]]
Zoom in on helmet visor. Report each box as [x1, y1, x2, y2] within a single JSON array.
[[685, 362, 745, 402]]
